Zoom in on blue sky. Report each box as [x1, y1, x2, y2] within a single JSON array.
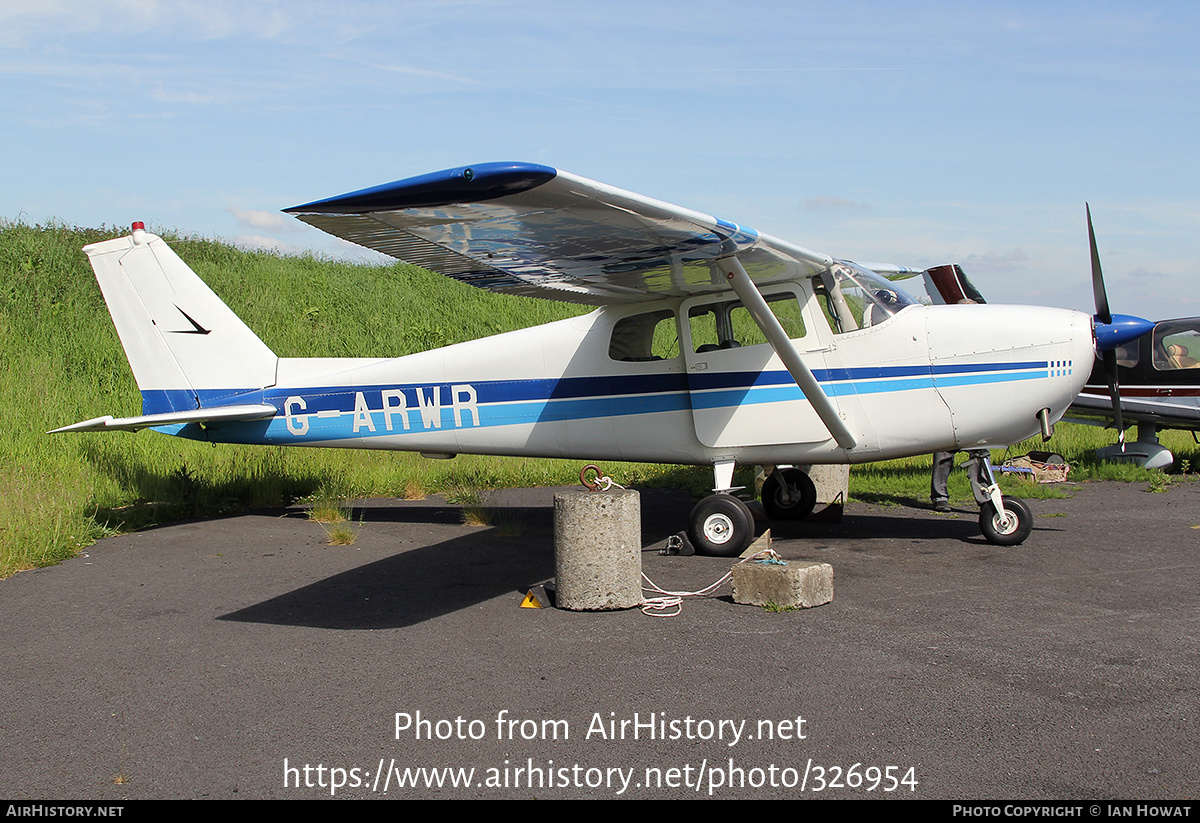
[[3, 0, 1198, 320]]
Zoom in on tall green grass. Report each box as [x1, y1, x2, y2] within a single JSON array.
[[0, 220, 595, 576], [1, 221, 1191, 577]]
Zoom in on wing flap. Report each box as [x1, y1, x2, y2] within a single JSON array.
[[1068, 392, 1200, 430]]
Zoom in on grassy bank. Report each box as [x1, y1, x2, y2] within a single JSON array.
[[0, 220, 593, 576], [1, 221, 1190, 577]]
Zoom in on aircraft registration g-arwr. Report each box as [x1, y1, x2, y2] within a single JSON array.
[[54, 162, 1140, 552]]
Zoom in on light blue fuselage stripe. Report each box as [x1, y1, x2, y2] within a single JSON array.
[[689, 370, 1047, 409]]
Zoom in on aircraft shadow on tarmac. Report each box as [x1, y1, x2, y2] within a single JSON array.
[[217, 492, 1027, 631], [219, 521, 557, 630]]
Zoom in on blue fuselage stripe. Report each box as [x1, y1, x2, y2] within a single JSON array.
[[147, 360, 1052, 441]]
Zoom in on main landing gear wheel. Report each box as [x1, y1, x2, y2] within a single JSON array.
[[688, 494, 754, 557], [979, 496, 1032, 546], [761, 468, 817, 520]]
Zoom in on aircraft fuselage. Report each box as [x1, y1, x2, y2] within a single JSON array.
[[166, 281, 1094, 468]]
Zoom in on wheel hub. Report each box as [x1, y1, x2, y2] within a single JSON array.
[[703, 514, 734, 544], [992, 511, 1017, 534]]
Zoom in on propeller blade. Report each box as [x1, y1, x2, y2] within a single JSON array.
[[1088, 204, 1124, 450], [1088, 203, 1112, 325], [1103, 348, 1126, 449]]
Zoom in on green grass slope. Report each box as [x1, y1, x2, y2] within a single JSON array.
[[0, 220, 605, 576], [1, 221, 1193, 577]]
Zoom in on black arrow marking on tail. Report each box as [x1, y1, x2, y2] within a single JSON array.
[[168, 306, 211, 335]]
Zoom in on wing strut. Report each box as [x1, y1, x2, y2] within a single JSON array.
[[719, 256, 857, 450]]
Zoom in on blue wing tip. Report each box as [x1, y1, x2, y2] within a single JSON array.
[[284, 162, 558, 215]]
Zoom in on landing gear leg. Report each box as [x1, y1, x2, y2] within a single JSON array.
[[964, 450, 1032, 546]]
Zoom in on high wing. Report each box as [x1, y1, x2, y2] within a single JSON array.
[[288, 161, 880, 448], [284, 162, 839, 304]]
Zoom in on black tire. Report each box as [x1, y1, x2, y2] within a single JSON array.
[[688, 494, 755, 557], [979, 496, 1033, 546], [761, 468, 817, 520]]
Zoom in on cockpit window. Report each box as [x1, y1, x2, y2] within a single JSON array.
[[1153, 320, 1200, 370], [814, 261, 917, 334], [1114, 342, 1139, 370]]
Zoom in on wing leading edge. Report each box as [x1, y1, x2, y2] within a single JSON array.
[[285, 162, 834, 305]]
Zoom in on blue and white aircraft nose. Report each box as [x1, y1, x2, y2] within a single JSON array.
[[1094, 314, 1154, 352]]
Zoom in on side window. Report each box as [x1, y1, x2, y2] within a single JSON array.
[[814, 279, 860, 334], [1114, 342, 1139, 370], [688, 293, 806, 353], [688, 304, 722, 352], [731, 294, 806, 345], [609, 310, 679, 361]]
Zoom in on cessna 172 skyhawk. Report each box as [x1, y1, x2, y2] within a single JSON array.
[[54, 162, 1145, 553]]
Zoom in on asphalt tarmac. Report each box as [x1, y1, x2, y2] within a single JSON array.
[[2, 480, 1197, 800]]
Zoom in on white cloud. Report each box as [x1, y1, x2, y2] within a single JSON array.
[[149, 83, 215, 105], [227, 207, 296, 231], [0, 0, 307, 43], [362, 61, 479, 85], [961, 249, 1029, 273]]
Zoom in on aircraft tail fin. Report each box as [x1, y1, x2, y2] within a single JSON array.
[[83, 224, 278, 415]]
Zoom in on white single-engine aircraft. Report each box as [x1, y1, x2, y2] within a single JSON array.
[[54, 162, 1144, 553]]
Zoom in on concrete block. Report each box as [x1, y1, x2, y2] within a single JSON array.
[[553, 490, 642, 611], [800, 464, 849, 504], [732, 560, 833, 609]]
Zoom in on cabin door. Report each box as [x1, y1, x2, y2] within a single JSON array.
[[680, 286, 835, 449]]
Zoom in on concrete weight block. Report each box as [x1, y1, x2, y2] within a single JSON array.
[[553, 490, 642, 611], [732, 560, 833, 609]]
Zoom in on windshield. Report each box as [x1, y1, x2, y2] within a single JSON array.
[[815, 261, 918, 333]]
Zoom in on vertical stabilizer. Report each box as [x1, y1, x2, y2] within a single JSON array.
[[83, 226, 278, 415]]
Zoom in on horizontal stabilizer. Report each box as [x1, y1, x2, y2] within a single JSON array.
[[50, 404, 277, 434]]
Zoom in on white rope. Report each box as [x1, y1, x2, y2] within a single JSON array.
[[579, 463, 626, 492], [640, 548, 784, 617]]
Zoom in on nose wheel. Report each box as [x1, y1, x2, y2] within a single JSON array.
[[689, 494, 754, 557], [979, 495, 1032, 546], [961, 451, 1034, 546]]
